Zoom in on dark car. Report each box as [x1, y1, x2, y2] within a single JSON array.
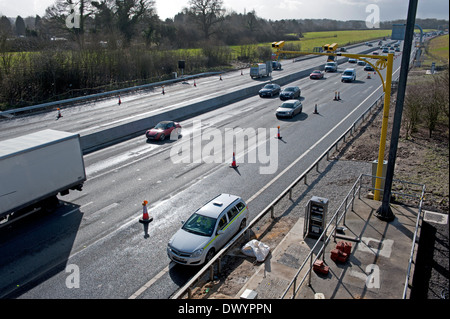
[[259, 83, 281, 97], [364, 63, 375, 71], [146, 121, 181, 141], [279, 86, 301, 100], [276, 100, 303, 119], [309, 70, 324, 79]]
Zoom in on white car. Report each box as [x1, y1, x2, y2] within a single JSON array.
[[167, 194, 249, 266], [341, 68, 356, 82]]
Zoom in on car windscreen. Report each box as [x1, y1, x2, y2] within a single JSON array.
[[284, 87, 296, 91], [343, 71, 353, 75], [281, 102, 296, 109], [182, 213, 217, 237], [155, 122, 169, 129]]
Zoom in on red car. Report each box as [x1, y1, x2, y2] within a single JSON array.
[[146, 121, 181, 141], [310, 70, 324, 79]]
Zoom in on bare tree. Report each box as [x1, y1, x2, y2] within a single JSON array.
[[188, 0, 225, 40]]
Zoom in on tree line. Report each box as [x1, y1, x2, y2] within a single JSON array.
[[0, 0, 448, 109]]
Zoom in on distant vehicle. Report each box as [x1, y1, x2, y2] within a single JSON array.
[[364, 63, 375, 71], [272, 61, 282, 70], [367, 43, 373, 47], [0, 130, 86, 224], [372, 51, 379, 55], [167, 194, 249, 266], [348, 58, 357, 63], [357, 59, 366, 66], [382, 47, 389, 53], [309, 70, 324, 79], [250, 61, 273, 79], [324, 62, 338, 72], [395, 47, 401, 52], [259, 83, 281, 97], [341, 68, 356, 82], [276, 100, 303, 118], [146, 121, 181, 141], [280, 86, 301, 100]]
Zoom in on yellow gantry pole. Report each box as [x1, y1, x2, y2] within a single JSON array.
[[374, 53, 394, 201], [275, 46, 395, 201]]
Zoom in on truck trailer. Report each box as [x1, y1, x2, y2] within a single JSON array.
[[250, 61, 273, 79], [0, 129, 86, 224]]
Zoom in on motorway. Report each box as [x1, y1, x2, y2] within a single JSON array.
[[0, 41, 404, 298]]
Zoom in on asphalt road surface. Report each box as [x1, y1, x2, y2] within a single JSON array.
[[0, 42, 405, 298]]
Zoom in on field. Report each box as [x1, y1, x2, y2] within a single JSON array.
[[422, 34, 449, 67], [291, 29, 392, 51]]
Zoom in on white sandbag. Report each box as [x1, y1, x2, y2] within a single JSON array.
[[241, 239, 271, 262]]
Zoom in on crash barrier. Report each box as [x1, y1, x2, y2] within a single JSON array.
[[171, 92, 386, 299], [280, 173, 425, 299], [0, 72, 221, 117], [79, 45, 383, 153]]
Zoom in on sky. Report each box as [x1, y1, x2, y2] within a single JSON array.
[[0, 0, 448, 22]]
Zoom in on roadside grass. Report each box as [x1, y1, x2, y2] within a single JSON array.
[[422, 34, 449, 67]]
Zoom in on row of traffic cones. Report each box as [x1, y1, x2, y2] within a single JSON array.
[[333, 91, 342, 101]]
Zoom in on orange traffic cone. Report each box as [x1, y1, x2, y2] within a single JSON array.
[[314, 104, 319, 114], [56, 108, 62, 120], [139, 200, 153, 224], [276, 126, 282, 139], [230, 152, 239, 168], [367, 72, 371, 79]]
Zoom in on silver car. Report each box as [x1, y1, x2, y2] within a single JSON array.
[[167, 194, 249, 266], [276, 100, 303, 118]]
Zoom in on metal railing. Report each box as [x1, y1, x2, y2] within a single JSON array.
[[280, 173, 425, 299], [171, 92, 386, 299]]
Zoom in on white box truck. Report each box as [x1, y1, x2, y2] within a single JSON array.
[[0, 129, 86, 224], [250, 61, 273, 79]]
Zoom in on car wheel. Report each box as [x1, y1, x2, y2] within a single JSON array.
[[239, 219, 247, 231], [205, 249, 215, 264], [159, 134, 165, 141]]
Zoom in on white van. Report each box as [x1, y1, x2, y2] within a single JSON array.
[[341, 68, 356, 82], [167, 194, 249, 266]]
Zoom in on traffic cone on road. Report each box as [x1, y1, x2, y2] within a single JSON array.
[[118, 95, 122, 105], [139, 200, 153, 224], [314, 104, 319, 114], [194, 80, 197, 87], [367, 72, 371, 79], [56, 108, 63, 120], [276, 126, 282, 139], [230, 152, 239, 168]]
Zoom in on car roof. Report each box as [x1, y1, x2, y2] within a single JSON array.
[[195, 194, 242, 218]]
